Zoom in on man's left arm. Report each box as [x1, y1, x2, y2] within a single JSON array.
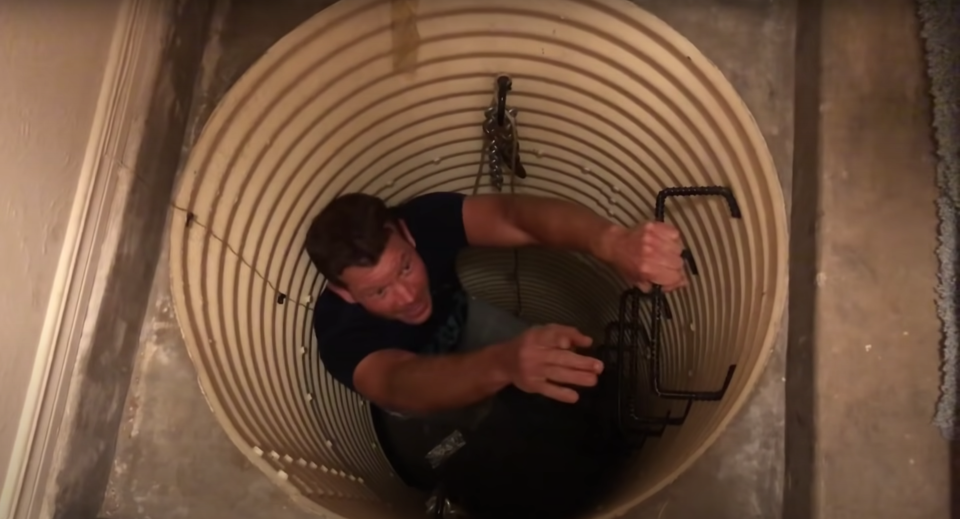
[[461, 193, 688, 292]]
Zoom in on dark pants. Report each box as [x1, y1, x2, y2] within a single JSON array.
[[370, 297, 627, 517]]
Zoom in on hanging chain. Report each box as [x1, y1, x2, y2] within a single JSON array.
[[475, 75, 526, 317]]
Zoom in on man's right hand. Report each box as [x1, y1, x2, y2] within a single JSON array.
[[498, 324, 604, 404]]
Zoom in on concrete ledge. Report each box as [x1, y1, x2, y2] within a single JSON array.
[[29, 2, 215, 518]]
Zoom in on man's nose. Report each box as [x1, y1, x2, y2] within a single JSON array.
[[394, 283, 416, 305]]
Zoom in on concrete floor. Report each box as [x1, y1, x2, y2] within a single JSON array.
[[97, 0, 953, 518], [808, 0, 952, 517], [99, 244, 319, 519]]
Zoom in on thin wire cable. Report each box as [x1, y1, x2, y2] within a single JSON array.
[[171, 203, 316, 313], [507, 109, 524, 318]]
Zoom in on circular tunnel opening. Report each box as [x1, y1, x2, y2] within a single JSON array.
[[168, 0, 788, 518]]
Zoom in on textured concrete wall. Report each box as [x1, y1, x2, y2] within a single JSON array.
[[46, 1, 215, 517]]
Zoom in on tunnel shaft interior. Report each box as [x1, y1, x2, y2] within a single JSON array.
[[168, 0, 789, 518]]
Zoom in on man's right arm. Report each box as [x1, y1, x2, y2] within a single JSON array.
[[352, 324, 604, 415], [353, 344, 511, 415]]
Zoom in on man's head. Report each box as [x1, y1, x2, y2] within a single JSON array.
[[305, 193, 432, 324]]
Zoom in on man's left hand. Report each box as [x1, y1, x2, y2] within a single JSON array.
[[600, 222, 688, 293]]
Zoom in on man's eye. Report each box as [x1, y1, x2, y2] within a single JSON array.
[[402, 262, 412, 273]]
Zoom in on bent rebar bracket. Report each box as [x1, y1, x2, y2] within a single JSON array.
[[650, 186, 742, 400], [482, 75, 527, 191], [608, 292, 692, 442], [602, 186, 742, 446]]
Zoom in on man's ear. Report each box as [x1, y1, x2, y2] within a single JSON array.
[[327, 283, 356, 303], [398, 220, 415, 247]]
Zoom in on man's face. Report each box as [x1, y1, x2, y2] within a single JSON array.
[[331, 222, 432, 325]]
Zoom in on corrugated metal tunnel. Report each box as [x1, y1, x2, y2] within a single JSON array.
[[167, 0, 789, 517]]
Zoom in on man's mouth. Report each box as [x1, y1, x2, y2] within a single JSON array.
[[405, 299, 427, 317]]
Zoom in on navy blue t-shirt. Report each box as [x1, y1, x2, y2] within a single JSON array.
[[313, 192, 470, 391]]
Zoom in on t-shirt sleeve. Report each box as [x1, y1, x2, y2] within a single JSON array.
[[314, 295, 391, 391], [396, 192, 468, 252], [317, 326, 384, 391]]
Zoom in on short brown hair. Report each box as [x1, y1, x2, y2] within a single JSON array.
[[304, 193, 400, 286]]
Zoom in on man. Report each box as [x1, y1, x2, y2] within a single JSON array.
[[305, 191, 686, 420]]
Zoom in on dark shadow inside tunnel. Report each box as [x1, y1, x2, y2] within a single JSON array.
[[367, 250, 637, 519], [371, 372, 634, 519]]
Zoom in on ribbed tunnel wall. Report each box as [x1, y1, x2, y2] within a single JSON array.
[[167, 0, 789, 517]]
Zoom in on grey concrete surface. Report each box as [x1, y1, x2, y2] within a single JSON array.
[[47, 2, 214, 518], [99, 247, 320, 519], [785, 1, 955, 517], [811, 0, 952, 517], [99, 1, 797, 519]]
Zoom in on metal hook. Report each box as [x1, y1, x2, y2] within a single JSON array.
[[496, 75, 512, 127]]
